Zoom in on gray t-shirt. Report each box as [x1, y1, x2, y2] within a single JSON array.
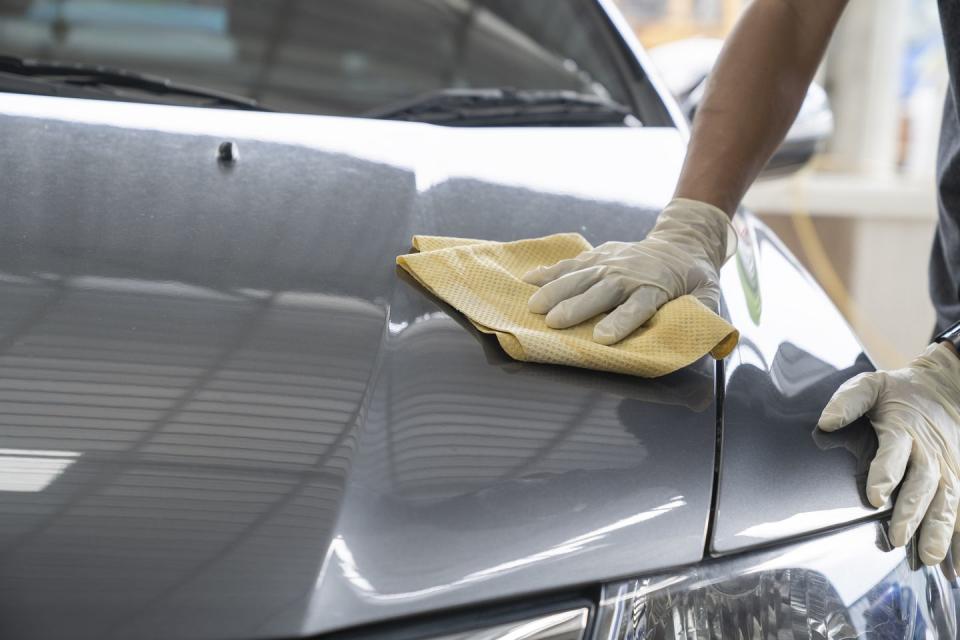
[[933, 2, 960, 333]]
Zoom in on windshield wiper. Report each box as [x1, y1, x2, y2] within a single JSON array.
[[0, 55, 269, 111], [365, 88, 638, 127]]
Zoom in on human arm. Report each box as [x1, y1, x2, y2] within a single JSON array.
[[523, 0, 849, 343], [675, 0, 848, 215]]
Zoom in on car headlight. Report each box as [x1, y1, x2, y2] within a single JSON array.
[[594, 521, 959, 639]]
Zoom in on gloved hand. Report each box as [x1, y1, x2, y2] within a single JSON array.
[[818, 342, 960, 568], [522, 198, 736, 345]]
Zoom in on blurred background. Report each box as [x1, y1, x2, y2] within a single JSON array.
[[615, 0, 945, 369]]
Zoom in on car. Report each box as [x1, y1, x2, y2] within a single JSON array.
[[0, 1, 956, 639]]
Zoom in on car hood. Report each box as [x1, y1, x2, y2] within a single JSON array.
[[0, 94, 720, 639], [0, 93, 876, 640]]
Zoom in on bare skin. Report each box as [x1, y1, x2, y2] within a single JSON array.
[[674, 0, 849, 216]]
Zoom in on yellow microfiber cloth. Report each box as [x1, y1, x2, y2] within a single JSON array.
[[396, 233, 739, 378]]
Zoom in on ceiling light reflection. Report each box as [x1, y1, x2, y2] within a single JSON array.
[[326, 498, 686, 603], [0, 92, 680, 208], [735, 507, 872, 540], [0, 448, 79, 492]]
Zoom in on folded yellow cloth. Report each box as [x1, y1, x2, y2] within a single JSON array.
[[396, 233, 739, 378]]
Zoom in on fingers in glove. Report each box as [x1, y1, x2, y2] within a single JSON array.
[[528, 266, 605, 314], [866, 430, 912, 508], [522, 252, 603, 287], [545, 278, 626, 329], [889, 446, 939, 547], [918, 473, 960, 565], [593, 286, 670, 345], [817, 372, 883, 432]]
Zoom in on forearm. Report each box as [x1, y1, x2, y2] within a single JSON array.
[[674, 0, 847, 216]]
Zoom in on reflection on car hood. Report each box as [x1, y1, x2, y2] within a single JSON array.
[[713, 213, 876, 554], [0, 94, 720, 639]]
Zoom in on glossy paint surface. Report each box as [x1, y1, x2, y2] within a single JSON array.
[[712, 212, 879, 554], [0, 93, 718, 639]]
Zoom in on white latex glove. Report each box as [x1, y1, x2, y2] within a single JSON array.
[[522, 198, 737, 345], [818, 342, 960, 568]]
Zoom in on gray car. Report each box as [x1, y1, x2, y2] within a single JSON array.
[[0, 1, 957, 639]]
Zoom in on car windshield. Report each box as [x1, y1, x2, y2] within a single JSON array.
[[0, 0, 635, 118]]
